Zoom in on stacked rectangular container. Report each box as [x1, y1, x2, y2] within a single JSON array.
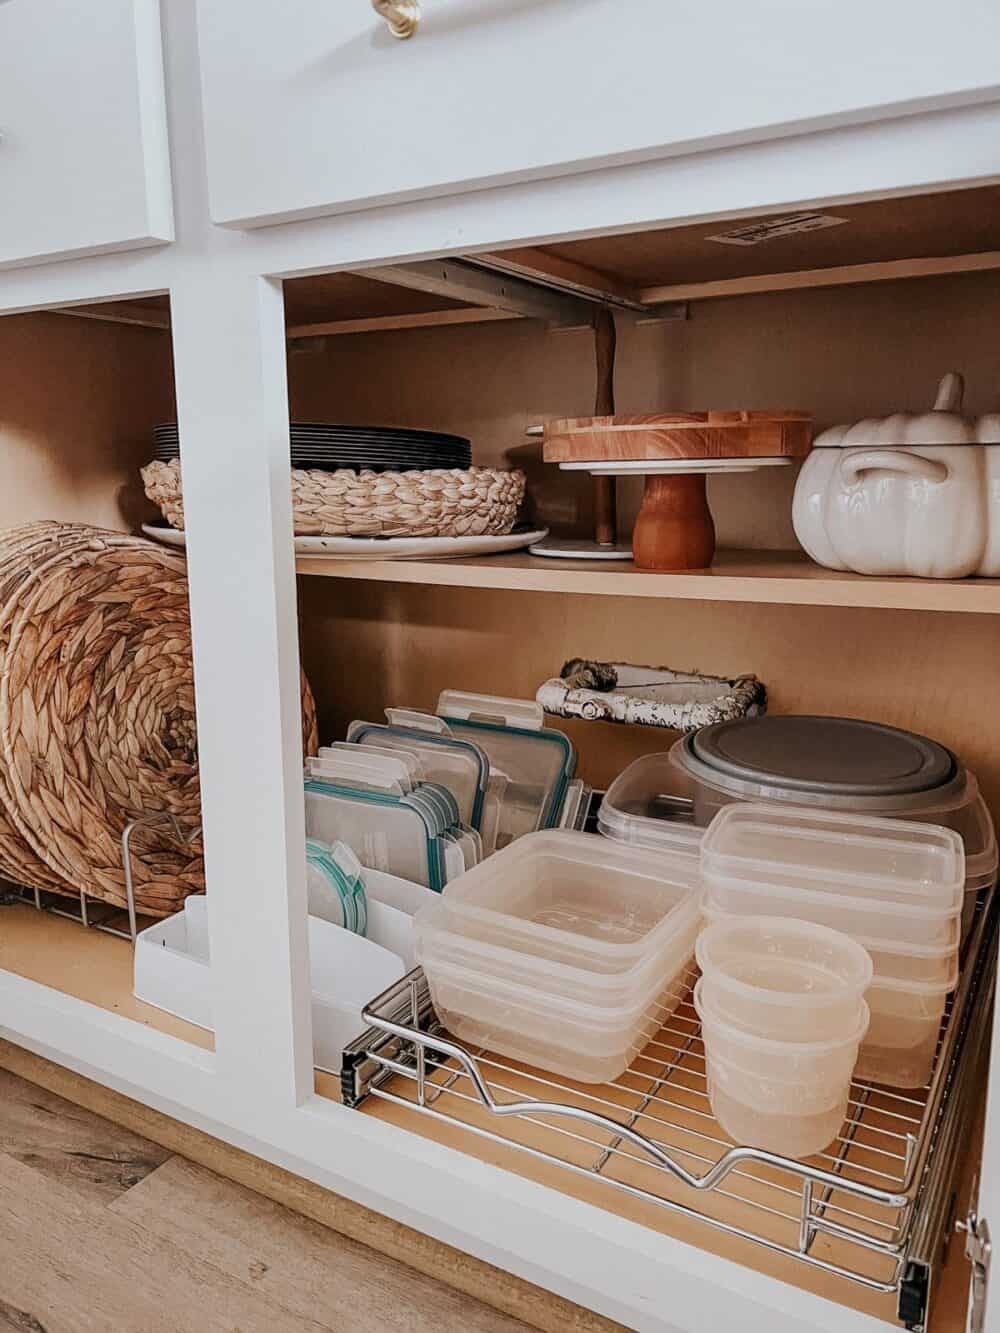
[[700, 805, 966, 1087], [414, 830, 700, 1083]]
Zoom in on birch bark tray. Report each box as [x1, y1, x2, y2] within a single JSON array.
[[542, 412, 812, 571]]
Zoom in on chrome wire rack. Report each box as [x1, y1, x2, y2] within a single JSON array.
[[3, 812, 202, 945], [344, 892, 997, 1330]]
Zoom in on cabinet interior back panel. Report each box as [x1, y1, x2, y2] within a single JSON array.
[[288, 268, 1000, 549]]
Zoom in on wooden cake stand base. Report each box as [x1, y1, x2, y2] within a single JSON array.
[[557, 456, 795, 571]]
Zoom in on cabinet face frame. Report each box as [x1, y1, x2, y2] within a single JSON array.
[[2, 89, 1000, 1332]]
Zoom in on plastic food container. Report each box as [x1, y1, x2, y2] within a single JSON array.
[[856, 974, 954, 1088], [414, 830, 700, 1082], [436, 691, 576, 845], [701, 900, 957, 1085], [701, 805, 965, 946], [695, 979, 870, 1157], [695, 917, 872, 1041], [698, 803, 963, 1087], [663, 715, 996, 938], [598, 754, 706, 858]]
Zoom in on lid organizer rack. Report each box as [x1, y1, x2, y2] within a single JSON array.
[[343, 892, 997, 1330]]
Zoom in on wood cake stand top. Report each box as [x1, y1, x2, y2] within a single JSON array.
[[543, 410, 813, 463]]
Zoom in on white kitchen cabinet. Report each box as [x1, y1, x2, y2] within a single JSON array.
[[0, 0, 172, 269], [2, 4, 1000, 1327], [195, 0, 1000, 228]]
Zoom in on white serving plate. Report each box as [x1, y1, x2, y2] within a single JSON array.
[[142, 524, 548, 560], [557, 458, 795, 476]]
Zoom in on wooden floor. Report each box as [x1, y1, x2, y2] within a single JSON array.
[[0, 1067, 533, 1333]]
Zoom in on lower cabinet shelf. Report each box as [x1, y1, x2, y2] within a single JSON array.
[[0, 880, 987, 1330]]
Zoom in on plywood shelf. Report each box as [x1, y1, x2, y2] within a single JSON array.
[[295, 548, 1000, 614]]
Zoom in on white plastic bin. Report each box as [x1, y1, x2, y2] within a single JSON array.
[[134, 894, 407, 1072]]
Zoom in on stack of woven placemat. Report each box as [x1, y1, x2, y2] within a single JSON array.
[[0, 521, 318, 916]]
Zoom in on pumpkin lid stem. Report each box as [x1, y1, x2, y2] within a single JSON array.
[[933, 371, 965, 412]]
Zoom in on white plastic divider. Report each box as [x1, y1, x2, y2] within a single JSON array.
[[134, 868, 435, 1070]]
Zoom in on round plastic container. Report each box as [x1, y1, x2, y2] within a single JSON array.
[[695, 980, 869, 1157], [700, 902, 957, 1089], [706, 1064, 851, 1159], [695, 917, 872, 1041]]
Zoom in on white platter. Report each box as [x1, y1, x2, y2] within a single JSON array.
[[557, 458, 795, 477], [529, 537, 633, 560], [142, 524, 549, 561]]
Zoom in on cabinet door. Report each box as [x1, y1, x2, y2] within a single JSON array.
[[0, 0, 172, 269], [196, 0, 1000, 228]]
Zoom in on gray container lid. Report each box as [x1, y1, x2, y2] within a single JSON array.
[[687, 716, 956, 799]]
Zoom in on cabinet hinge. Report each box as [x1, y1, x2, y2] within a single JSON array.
[[957, 1211, 991, 1333]]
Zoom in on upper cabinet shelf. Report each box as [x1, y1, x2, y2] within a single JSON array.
[[0, 0, 173, 270], [57, 183, 1000, 335], [194, 0, 1000, 229], [295, 549, 1000, 615]]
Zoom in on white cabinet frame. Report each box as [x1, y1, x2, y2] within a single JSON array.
[[1, 10, 1000, 1323]]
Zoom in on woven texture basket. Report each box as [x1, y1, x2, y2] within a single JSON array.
[[0, 521, 318, 917], [141, 459, 526, 538]]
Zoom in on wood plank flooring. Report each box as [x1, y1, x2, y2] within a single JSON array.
[[0, 1068, 533, 1333]]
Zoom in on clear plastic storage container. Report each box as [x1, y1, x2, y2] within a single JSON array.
[[414, 830, 700, 1082], [695, 979, 870, 1157], [661, 715, 995, 939], [695, 916, 872, 1041], [436, 691, 576, 845], [701, 805, 964, 946], [699, 804, 963, 1088]]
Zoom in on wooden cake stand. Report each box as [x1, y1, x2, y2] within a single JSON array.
[[543, 408, 812, 571]]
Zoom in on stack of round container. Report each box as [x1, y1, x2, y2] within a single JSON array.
[[700, 804, 966, 1088], [695, 917, 872, 1157]]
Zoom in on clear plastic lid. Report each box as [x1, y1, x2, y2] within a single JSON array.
[[304, 780, 447, 890], [702, 804, 965, 907], [599, 752, 705, 858], [436, 691, 576, 841], [437, 690, 545, 731], [347, 721, 486, 828]]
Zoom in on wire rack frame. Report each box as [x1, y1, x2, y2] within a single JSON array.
[[345, 892, 996, 1306], [3, 813, 202, 945]]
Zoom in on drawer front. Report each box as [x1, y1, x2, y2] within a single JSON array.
[[197, 0, 1000, 229], [0, 0, 172, 269]]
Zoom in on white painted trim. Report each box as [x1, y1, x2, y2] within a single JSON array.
[[169, 269, 313, 1107]]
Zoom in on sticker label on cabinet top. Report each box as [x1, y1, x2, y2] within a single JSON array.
[[705, 213, 850, 246]]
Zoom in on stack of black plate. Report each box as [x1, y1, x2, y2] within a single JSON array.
[[151, 423, 471, 472]]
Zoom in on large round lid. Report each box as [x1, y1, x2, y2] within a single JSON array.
[[687, 716, 956, 799]]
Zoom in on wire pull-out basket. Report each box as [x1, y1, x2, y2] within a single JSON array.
[[344, 892, 997, 1331]]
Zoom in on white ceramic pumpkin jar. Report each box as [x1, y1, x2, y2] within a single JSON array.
[[793, 373, 1000, 578]]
